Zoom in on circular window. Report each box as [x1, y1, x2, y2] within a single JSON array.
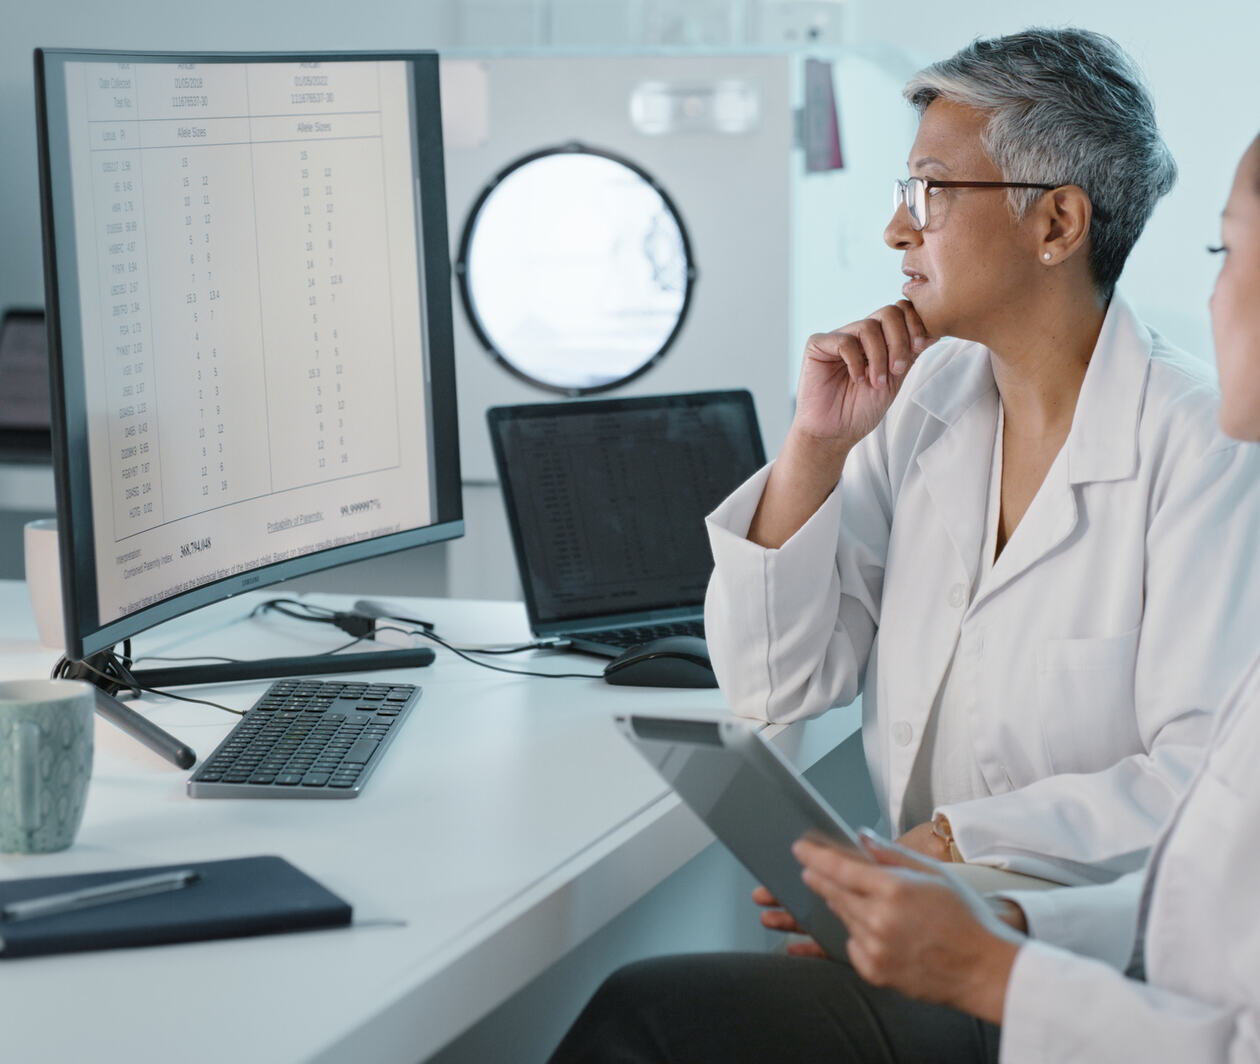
[[455, 143, 696, 395]]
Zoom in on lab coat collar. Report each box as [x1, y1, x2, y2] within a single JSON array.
[[909, 291, 1149, 470], [1064, 293, 1149, 486], [971, 296, 1153, 605], [908, 334, 1000, 594], [914, 381, 997, 594], [908, 339, 998, 428], [908, 292, 1149, 606]]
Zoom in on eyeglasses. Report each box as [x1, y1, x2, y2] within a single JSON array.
[[892, 177, 1059, 231]]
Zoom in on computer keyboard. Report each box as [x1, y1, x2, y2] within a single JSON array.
[[594, 619, 706, 649], [186, 679, 420, 799]]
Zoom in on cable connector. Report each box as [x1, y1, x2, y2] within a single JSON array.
[[332, 612, 377, 640]]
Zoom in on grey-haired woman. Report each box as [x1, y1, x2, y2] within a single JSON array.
[[549, 28, 1260, 1064], [699, 26, 1260, 882]]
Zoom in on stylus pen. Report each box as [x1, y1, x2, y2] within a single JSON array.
[[0, 869, 199, 922]]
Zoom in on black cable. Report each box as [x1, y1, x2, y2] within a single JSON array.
[[438, 641, 559, 656], [255, 597, 602, 677], [251, 598, 337, 624], [371, 623, 603, 680], [254, 598, 380, 641], [124, 686, 245, 716], [102, 598, 602, 688], [132, 629, 369, 666], [131, 653, 241, 665], [52, 651, 244, 716], [53, 627, 391, 718], [52, 640, 139, 696]]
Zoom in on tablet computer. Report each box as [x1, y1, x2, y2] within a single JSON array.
[[615, 712, 866, 959]]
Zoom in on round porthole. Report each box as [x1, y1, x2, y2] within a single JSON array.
[[455, 143, 696, 395]]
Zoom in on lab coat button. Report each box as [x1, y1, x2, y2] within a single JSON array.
[[947, 583, 966, 608], [891, 721, 913, 746]]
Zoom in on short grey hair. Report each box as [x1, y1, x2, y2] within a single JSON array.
[[904, 27, 1176, 299]]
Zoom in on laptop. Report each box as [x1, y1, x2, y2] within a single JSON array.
[[0, 309, 52, 461], [487, 390, 766, 656]]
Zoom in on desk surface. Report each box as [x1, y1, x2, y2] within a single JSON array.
[[0, 581, 857, 1062]]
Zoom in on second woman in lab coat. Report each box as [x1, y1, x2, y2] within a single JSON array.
[[704, 28, 1260, 882]]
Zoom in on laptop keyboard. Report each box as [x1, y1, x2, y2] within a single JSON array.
[[589, 619, 706, 649], [186, 679, 420, 799]]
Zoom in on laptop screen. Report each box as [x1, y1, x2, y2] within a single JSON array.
[[488, 391, 766, 628], [0, 310, 52, 458]]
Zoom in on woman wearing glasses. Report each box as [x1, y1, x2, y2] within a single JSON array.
[[547, 31, 1260, 1064], [699, 27, 1260, 885]]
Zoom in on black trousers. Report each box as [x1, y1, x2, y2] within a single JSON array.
[[548, 952, 1001, 1064]]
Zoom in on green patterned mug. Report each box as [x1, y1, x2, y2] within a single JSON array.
[[0, 679, 94, 853]]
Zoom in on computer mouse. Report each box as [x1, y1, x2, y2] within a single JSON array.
[[603, 635, 718, 689]]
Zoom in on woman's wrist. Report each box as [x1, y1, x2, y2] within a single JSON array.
[[957, 934, 1022, 1025], [748, 429, 852, 548], [931, 812, 964, 863], [780, 424, 854, 484]]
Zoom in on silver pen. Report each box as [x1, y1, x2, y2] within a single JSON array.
[[1, 869, 200, 922]]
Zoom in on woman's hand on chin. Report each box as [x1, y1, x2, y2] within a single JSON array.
[[793, 301, 936, 449], [749, 300, 938, 547]]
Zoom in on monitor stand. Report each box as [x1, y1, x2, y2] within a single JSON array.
[[62, 645, 436, 770]]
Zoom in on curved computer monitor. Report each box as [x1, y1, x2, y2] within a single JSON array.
[[35, 49, 462, 662]]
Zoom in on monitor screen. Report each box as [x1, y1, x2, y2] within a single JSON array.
[[35, 50, 462, 661]]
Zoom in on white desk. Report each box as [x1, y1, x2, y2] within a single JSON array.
[[0, 581, 859, 1062]]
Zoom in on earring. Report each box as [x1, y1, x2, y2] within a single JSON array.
[[1043, 252, 1052, 261]]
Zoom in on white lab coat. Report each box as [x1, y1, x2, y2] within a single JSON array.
[[704, 296, 1260, 882], [999, 649, 1260, 1061]]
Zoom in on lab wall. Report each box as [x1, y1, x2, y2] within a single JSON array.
[[435, 48, 913, 600]]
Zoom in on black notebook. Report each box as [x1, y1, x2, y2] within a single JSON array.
[[0, 855, 351, 958]]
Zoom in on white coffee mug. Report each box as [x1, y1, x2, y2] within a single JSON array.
[[0, 678, 95, 854], [23, 517, 63, 649]]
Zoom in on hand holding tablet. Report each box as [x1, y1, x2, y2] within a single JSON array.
[[615, 712, 871, 959]]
